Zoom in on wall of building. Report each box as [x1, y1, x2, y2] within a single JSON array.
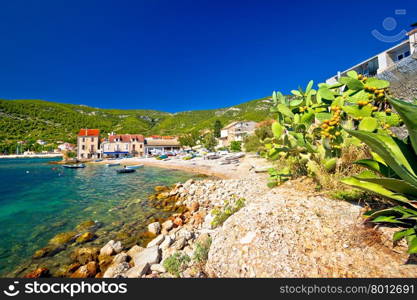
[[102, 141, 144, 156], [77, 136, 100, 160], [377, 55, 417, 101]]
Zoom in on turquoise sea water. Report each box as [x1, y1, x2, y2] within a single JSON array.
[[0, 158, 197, 277]]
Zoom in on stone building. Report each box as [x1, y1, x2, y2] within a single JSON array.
[[219, 121, 257, 147], [101, 134, 145, 158], [77, 129, 101, 160]]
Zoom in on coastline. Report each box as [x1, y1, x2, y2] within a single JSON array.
[[0, 154, 63, 159], [90, 155, 273, 180], [11, 155, 417, 278]]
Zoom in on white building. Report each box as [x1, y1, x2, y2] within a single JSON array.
[[326, 27, 417, 84], [58, 142, 75, 152], [144, 136, 181, 155], [219, 121, 257, 147]]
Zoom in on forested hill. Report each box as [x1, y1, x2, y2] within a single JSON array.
[[0, 97, 273, 144]]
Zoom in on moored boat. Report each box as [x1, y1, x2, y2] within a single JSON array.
[[106, 162, 120, 167], [125, 164, 144, 170], [62, 164, 86, 169], [116, 168, 136, 174]]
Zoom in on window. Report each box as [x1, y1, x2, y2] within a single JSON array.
[[82, 138, 85, 142], [82, 145, 85, 150], [405, 50, 411, 58], [91, 137, 94, 142], [125, 144, 128, 150], [398, 54, 404, 61], [91, 145, 94, 151]]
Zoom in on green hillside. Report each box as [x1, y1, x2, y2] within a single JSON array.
[[0, 97, 273, 151]]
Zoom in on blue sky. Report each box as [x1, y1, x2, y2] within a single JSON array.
[[0, 0, 416, 112]]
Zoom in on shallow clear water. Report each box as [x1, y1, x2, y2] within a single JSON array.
[[0, 158, 197, 276]]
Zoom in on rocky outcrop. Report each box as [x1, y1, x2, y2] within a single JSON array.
[[206, 179, 417, 278]]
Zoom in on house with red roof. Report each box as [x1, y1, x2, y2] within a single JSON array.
[[101, 134, 145, 158], [77, 129, 101, 160]]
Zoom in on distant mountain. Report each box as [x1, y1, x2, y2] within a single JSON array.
[[0, 97, 273, 144]]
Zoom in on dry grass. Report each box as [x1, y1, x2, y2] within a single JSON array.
[[313, 145, 370, 191]]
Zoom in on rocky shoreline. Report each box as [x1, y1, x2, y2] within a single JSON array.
[[13, 159, 417, 278], [20, 177, 245, 278]]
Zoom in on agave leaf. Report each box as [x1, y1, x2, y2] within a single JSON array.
[[364, 207, 404, 218], [371, 152, 385, 165], [345, 129, 417, 187], [341, 177, 411, 204], [354, 159, 398, 178], [407, 235, 417, 254], [371, 215, 409, 224], [352, 176, 417, 199], [393, 228, 415, 242], [388, 98, 417, 156]]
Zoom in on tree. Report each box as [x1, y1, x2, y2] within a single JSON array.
[[179, 130, 200, 149], [230, 141, 242, 152], [213, 120, 222, 138], [244, 120, 273, 153], [202, 132, 218, 151]]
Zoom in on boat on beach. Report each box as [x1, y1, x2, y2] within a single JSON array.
[[62, 164, 86, 169], [106, 162, 121, 167], [116, 168, 136, 174], [125, 164, 144, 170]]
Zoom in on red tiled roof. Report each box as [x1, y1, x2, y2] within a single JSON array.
[[78, 129, 100, 136], [148, 135, 176, 139], [109, 134, 144, 143]]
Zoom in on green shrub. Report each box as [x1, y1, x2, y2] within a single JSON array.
[[193, 236, 212, 263], [211, 197, 245, 228], [162, 252, 191, 277], [230, 141, 242, 152], [267, 167, 291, 188]]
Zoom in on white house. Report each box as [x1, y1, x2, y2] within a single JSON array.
[[58, 142, 75, 152], [326, 27, 417, 84], [219, 121, 257, 147]]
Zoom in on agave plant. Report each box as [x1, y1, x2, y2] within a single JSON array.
[[341, 97, 417, 253]]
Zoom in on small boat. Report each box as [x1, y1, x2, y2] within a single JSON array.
[[116, 168, 136, 174], [63, 164, 86, 169], [106, 162, 120, 167], [159, 154, 168, 159], [125, 164, 144, 170], [94, 159, 103, 162]]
